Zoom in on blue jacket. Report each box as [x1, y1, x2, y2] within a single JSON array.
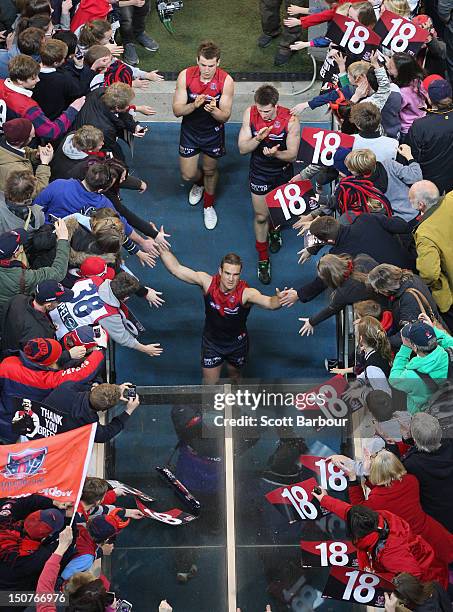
[[34, 179, 133, 235]]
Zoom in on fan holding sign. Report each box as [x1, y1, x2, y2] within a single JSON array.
[[238, 84, 300, 285]]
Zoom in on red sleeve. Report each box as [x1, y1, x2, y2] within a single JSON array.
[[52, 351, 105, 385], [101, 490, 117, 505], [301, 8, 336, 28], [396, 441, 412, 455], [320, 495, 352, 520], [36, 553, 62, 612], [348, 482, 367, 505]]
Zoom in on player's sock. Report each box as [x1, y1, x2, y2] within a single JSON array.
[[204, 192, 215, 209], [255, 240, 269, 261]]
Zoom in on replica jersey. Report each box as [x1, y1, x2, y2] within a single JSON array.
[[182, 66, 229, 134], [203, 274, 251, 344], [249, 105, 292, 179], [50, 278, 118, 339]]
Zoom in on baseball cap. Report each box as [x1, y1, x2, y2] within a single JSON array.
[[401, 321, 437, 351], [3, 118, 33, 147], [427, 78, 452, 103], [24, 508, 64, 540], [333, 146, 351, 176], [87, 508, 130, 543], [24, 337, 63, 366], [80, 256, 115, 280], [35, 280, 74, 304], [422, 73, 444, 93], [366, 390, 395, 422], [0, 228, 27, 259]]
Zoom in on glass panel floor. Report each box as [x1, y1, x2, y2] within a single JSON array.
[[108, 386, 356, 612]]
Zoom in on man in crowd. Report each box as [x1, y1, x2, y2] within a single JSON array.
[[0, 337, 104, 442], [158, 247, 289, 383], [119, 0, 159, 67], [172, 41, 234, 230], [408, 78, 453, 194], [258, 0, 302, 66], [0, 118, 53, 193], [0, 170, 44, 234], [238, 84, 300, 284], [0, 55, 85, 141], [409, 180, 453, 332]]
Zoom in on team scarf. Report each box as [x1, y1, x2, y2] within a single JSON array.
[[335, 176, 393, 223]]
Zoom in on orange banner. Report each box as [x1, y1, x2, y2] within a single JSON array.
[[0, 424, 97, 502]]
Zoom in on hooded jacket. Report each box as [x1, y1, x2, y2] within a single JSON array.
[[49, 132, 88, 181], [348, 473, 453, 566], [0, 350, 104, 442], [0, 191, 45, 234], [389, 327, 453, 413], [0, 139, 50, 194], [403, 440, 453, 532], [370, 158, 422, 223], [321, 495, 448, 588], [414, 193, 453, 313]]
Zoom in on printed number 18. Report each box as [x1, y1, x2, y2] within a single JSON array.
[[273, 183, 307, 220]]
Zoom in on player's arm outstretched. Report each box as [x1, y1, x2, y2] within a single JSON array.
[[243, 287, 289, 310], [264, 116, 300, 162], [205, 75, 235, 123], [173, 70, 205, 117], [238, 107, 271, 155], [159, 248, 212, 291]]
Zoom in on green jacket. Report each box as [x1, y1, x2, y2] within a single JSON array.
[[390, 327, 453, 414], [0, 239, 69, 316]]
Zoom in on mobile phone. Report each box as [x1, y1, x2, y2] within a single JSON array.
[[93, 325, 102, 339], [312, 486, 322, 495], [48, 213, 59, 224], [124, 384, 136, 399], [75, 47, 84, 60], [116, 601, 133, 612]]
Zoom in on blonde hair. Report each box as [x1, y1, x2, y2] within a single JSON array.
[[356, 316, 392, 362], [102, 82, 134, 111], [347, 60, 370, 81], [355, 299, 382, 320], [345, 149, 377, 175], [383, 0, 410, 17], [64, 572, 96, 595], [336, 2, 352, 14], [369, 450, 407, 486]]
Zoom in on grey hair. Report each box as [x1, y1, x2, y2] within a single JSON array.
[[410, 181, 441, 211], [410, 412, 442, 452]]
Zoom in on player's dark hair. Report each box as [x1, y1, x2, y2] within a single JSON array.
[[53, 30, 78, 57], [350, 102, 381, 133], [391, 52, 424, 88], [346, 505, 379, 542], [309, 216, 340, 242], [197, 40, 221, 60], [254, 84, 279, 107], [220, 253, 242, 270], [84, 162, 112, 192], [81, 477, 108, 505], [110, 271, 140, 301]]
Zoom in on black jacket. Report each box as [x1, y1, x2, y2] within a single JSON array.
[[32, 70, 84, 121], [403, 440, 453, 533], [388, 275, 443, 349], [308, 255, 385, 327], [408, 107, 453, 195], [0, 0, 16, 31], [413, 582, 452, 612], [299, 214, 416, 303], [44, 383, 131, 443], [72, 89, 137, 160]]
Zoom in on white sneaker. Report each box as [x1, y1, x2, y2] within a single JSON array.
[[204, 206, 217, 230], [188, 184, 204, 206]]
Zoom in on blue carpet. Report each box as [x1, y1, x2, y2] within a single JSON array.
[[115, 121, 335, 385]]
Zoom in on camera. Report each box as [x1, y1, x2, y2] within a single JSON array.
[[117, 601, 133, 612], [156, 0, 183, 30], [93, 326, 102, 339], [123, 384, 137, 400]]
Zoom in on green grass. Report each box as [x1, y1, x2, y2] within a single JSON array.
[[135, 0, 312, 76]]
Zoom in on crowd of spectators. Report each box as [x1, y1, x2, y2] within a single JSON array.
[[0, 0, 452, 609]]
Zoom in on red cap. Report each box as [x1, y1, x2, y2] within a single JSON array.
[[422, 74, 443, 93], [80, 256, 115, 280]]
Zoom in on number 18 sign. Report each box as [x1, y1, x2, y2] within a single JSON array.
[[374, 10, 429, 55], [326, 14, 381, 57], [299, 127, 355, 168], [322, 566, 394, 607], [265, 179, 319, 228]]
